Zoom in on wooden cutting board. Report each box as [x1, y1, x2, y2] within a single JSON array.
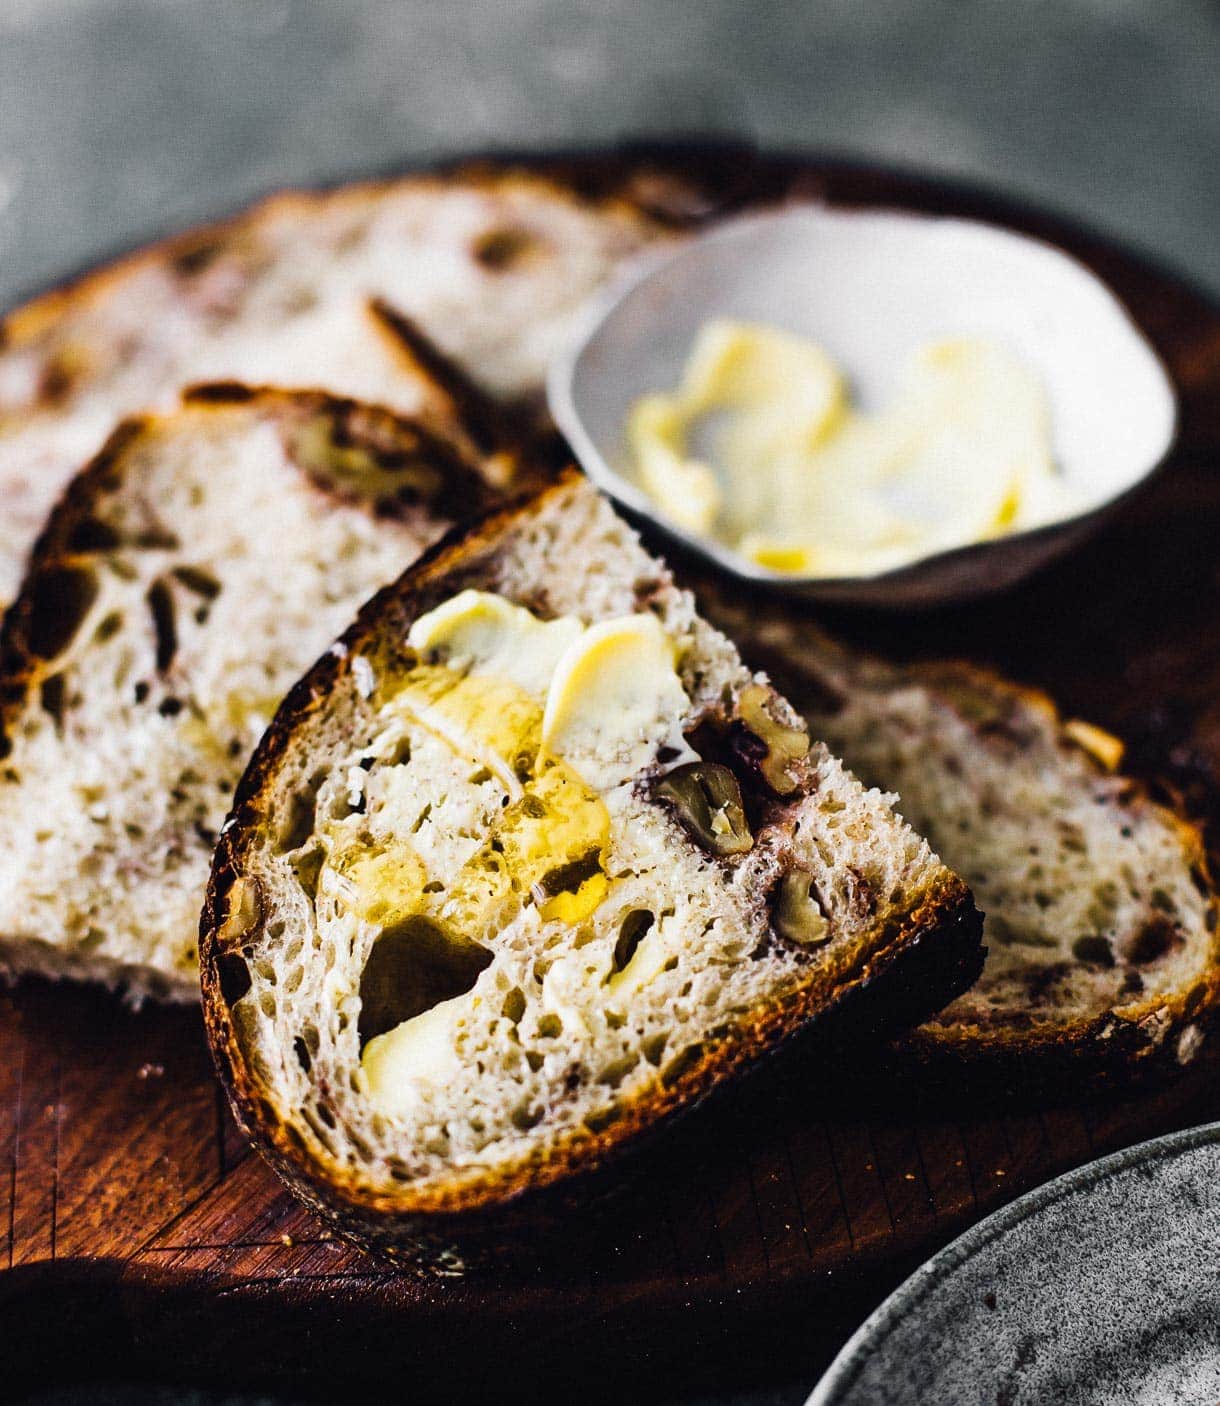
[[4, 149, 1220, 1401]]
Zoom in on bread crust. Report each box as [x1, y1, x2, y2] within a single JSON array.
[[200, 473, 983, 1271]]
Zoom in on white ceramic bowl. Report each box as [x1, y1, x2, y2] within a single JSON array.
[[548, 205, 1178, 608]]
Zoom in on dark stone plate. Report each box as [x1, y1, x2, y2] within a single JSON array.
[[811, 1121, 1220, 1405]]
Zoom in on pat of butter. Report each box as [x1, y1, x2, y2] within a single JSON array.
[[628, 321, 1080, 579], [627, 395, 721, 535], [408, 589, 582, 698], [408, 593, 693, 793], [541, 614, 691, 792], [391, 670, 540, 800], [360, 993, 466, 1117], [357, 594, 695, 1111]]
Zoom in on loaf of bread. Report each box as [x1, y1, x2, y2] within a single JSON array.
[[706, 601, 1220, 1072], [0, 168, 658, 604], [0, 385, 506, 1001], [201, 474, 982, 1272]]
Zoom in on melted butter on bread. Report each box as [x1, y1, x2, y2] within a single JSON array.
[[541, 613, 692, 792], [357, 592, 694, 1114], [407, 589, 582, 698], [359, 994, 467, 1117]]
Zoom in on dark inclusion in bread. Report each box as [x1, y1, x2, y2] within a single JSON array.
[[202, 474, 982, 1273]]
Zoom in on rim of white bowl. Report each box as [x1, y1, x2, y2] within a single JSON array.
[[547, 203, 1180, 598]]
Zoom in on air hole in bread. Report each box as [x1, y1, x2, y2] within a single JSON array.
[[66, 516, 122, 552], [1126, 919, 1184, 966], [599, 1054, 636, 1088], [216, 951, 252, 1005], [170, 237, 225, 277], [302, 1106, 338, 1155], [511, 1103, 542, 1132], [612, 909, 654, 974], [171, 564, 221, 600], [291, 844, 324, 902], [276, 772, 327, 854], [92, 610, 123, 645], [584, 1104, 625, 1133], [293, 1036, 312, 1073], [1071, 935, 1115, 968], [536, 1013, 563, 1039], [25, 564, 99, 660], [501, 987, 526, 1023], [357, 915, 492, 1047], [39, 674, 66, 728], [660, 1041, 703, 1087], [530, 850, 603, 911], [471, 225, 536, 271], [145, 578, 177, 673]]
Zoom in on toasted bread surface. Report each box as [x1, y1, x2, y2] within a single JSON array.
[[0, 385, 503, 1001], [201, 474, 981, 1270]]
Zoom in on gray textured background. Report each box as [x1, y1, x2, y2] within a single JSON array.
[[2, 0, 1220, 312], [3, 1, 1218, 1403]]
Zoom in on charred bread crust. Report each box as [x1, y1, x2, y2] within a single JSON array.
[[200, 472, 983, 1274], [695, 586, 1220, 1080], [0, 385, 505, 763]]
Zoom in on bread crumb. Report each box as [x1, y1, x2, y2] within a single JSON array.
[[1176, 1022, 1204, 1065], [352, 655, 375, 698]]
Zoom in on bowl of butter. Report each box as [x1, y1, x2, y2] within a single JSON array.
[[548, 205, 1178, 607]]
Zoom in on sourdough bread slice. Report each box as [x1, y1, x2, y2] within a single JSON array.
[[0, 168, 660, 603], [706, 602, 1220, 1072], [0, 385, 506, 1002], [201, 474, 981, 1272]]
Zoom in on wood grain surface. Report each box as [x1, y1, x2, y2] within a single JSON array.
[[3, 149, 1220, 1401]]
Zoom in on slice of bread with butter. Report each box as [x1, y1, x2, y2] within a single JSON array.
[[702, 596, 1220, 1077], [201, 472, 982, 1273], [0, 384, 510, 1002]]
